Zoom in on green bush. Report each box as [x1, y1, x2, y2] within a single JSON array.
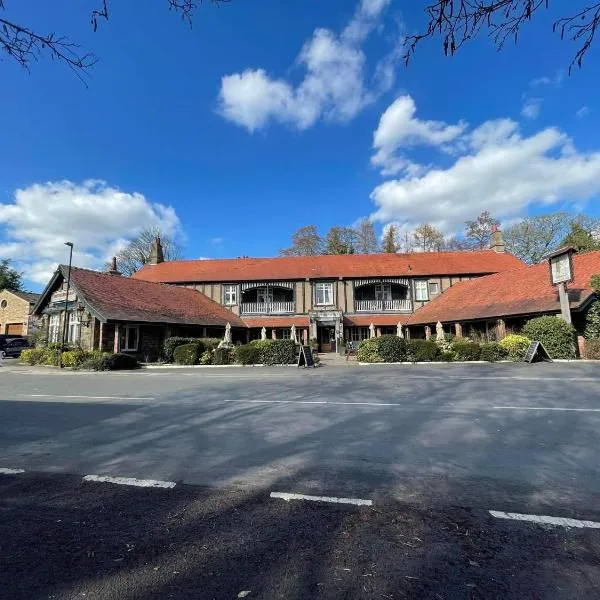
[[213, 347, 234, 365], [452, 340, 482, 361], [40, 346, 61, 366], [173, 343, 202, 365], [590, 274, 600, 293], [584, 338, 600, 359], [201, 338, 222, 351], [378, 335, 407, 362], [100, 353, 140, 371], [439, 351, 455, 362], [262, 339, 296, 365], [162, 337, 204, 362], [480, 342, 508, 362], [357, 338, 382, 363], [407, 339, 440, 362], [61, 349, 86, 368], [20, 348, 44, 365], [522, 316, 576, 359], [235, 344, 261, 365], [499, 334, 531, 361], [584, 299, 600, 339], [79, 352, 112, 371], [199, 350, 213, 365]]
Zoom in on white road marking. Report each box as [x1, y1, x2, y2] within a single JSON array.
[[224, 399, 405, 407], [490, 510, 600, 529], [83, 475, 176, 488], [0, 468, 25, 475], [24, 394, 155, 401], [270, 491, 372, 506], [493, 406, 600, 412]]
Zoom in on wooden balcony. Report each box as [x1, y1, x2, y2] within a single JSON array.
[[241, 301, 296, 315], [354, 299, 413, 312]]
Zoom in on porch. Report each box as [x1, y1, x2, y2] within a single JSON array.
[[240, 282, 295, 315], [353, 279, 412, 312]]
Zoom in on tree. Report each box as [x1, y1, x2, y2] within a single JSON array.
[[0, 259, 23, 291], [354, 219, 379, 254], [464, 211, 498, 250], [381, 225, 399, 253], [324, 226, 355, 255], [280, 225, 323, 256], [0, 0, 226, 81], [560, 222, 600, 253], [112, 227, 181, 276], [503, 213, 571, 264], [413, 223, 445, 252], [404, 1, 600, 74]]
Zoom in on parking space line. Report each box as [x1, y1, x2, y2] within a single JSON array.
[[493, 406, 600, 412], [83, 475, 176, 488], [0, 468, 25, 475], [24, 394, 155, 401], [490, 510, 600, 529], [271, 491, 372, 506], [224, 399, 404, 407]]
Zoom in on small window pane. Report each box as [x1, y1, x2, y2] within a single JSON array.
[[429, 282, 440, 295], [315, 283, 333, 305], [223, 285, 237, 305], [415, 281, 429, 301]]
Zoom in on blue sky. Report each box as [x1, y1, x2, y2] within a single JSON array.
[[1, 0, 599, 289]]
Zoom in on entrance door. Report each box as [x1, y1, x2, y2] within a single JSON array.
[[318, 326, 336, 353]]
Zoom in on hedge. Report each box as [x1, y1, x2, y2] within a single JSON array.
[[173, 343, 202, 365], [235, 344, 261, 365], [20, 348, 45, 365], [584, 338, 600, 359], [480, 342, 508, 362], [163, 337, 203, 362], [452, 340, 482, 361], [357, 338, 382, 363], [262, 339, 296, 365], [584, 299, 600, 340], [100, 353, 140, 371], [60, 349, 86, 368], [499, 334, 531, 361], [213, 347, 234, 365], [522, 316, 576, 359], [378, 335, 408, 362], [407, 339, 440, 362]]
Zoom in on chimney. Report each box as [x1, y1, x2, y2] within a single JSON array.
[[148, 236, 164, 264], [490, 224, 506, 253], [107, 257, 122, 276]]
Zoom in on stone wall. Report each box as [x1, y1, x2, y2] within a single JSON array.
[[0, 290, 32, 335]]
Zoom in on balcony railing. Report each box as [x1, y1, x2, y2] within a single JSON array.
[[241, 301, 296, 315], [355, 299, 413, 312]]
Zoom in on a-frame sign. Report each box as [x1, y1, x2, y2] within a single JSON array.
[[297, 345, 316, 368], [523, 341, 553, 363]]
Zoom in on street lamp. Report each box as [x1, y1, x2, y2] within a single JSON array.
[[545, 246, 575, 324], [59, 242, 74, 367]]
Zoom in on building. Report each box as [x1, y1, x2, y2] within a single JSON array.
[[0, 289, 40, 336], [132, 234, 524, 351], [406, 250, 600, 343], [33, 263, 246, 361]]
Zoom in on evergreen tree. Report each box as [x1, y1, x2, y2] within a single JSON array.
[[381, 225, 399, 253], [0, 259, 23, 291]]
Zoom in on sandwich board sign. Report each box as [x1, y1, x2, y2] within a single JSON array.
[[523, 341, 552, 363], [298, 345, 315, 368]]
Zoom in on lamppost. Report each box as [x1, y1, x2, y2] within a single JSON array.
[[59, 242, 74, 368], [546, 246, 575, 324]]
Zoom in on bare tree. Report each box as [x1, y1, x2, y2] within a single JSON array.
[[0, 0, 228, 81], [111, 227, 181, 276], [280, 225, 324, 257], [465, 211, 498, 250], [404, 1, 600, 73], [413, 223, 445, 252], [354, 219, 379, 254], [324, 226, 356, 255]]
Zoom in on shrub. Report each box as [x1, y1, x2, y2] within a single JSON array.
[[199, 350, 213, 365], [173, 343, 202, 365], [100, 353, 140, 371], [163, 337, 203, 362], [584, 299, 600, 339], [79, 352, 112, 371], [499, 334, 531, 361], [407, 339, 440, 362], [19, 348, 44, 365], [201, 338, 222, 351], [378, 335, 407, 363], [522, 316, 576, 359], [61, 349, 86, 368], [452, 340, 482, 361], [480, 342, 508, 362], [357, 338, 382, 363], [40, 346, 61, 366], [235, 344, 261, 365], [262, 339, 296, 365], [590, 274, 600, 293], [439, 351, 455, 362], [249, 339, 272, 363], [584, 338, 600, 359], [213, 347, 234, 365]]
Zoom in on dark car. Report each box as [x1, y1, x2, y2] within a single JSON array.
[[1, 337, 29, 358]]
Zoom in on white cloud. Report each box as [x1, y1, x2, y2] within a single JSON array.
[[217, 0, 401, 132], [0, 180, 181, 285], [530, 72, 564, 88], [576, 106, 591, 119], [521, 97, 542, 120], [371, 95, 467, 176], [370, 98, 600, 235]]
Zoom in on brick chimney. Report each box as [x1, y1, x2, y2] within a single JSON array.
[[490, 224, 505, 253], [148, 236, 164, 264], [107, 256, 122, 276]]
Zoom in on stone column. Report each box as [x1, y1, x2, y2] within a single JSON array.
[[376, 327, 381, 338], [454, 323, 463, 338], [271, 329, 277, 340], [425, 325, 431, 340], [495, 319, 506, 340], [303, 328, 308, 344], [113, 324, 119, 354], [98, 321, 104, 351], [577, 335, 585, 358]]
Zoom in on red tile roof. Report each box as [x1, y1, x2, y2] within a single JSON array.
[[62, 266, 245, 327], [344, 315, 410, 326], [243, 316, 310, 328], [407, 251, 600, 325], [132, 251, 524, 283]]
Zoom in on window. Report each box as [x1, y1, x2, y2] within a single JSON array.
[[257, 287, 273, 304], [429, 282, 440, 295], [48, 314, 60, 343], [277, 328, 292, 339], [67, 312, 81, 344], [375, 284, 392, 302], [414, 280, 429, 302], [223, 284, 237, 305], [0, 300, 7, 309], [348, 327, 369, 342], [315, 282, 333, 305], [122, 325, 139, 351]]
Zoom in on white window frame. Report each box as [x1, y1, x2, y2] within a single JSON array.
[[414, 280, 429, 302], [122, 325, 139, 352], [67, 311, 81, 345], [277, 328, 292, 340], [256, 287, 273, 304], [428, 282, 440, 295], [315, 282, 333, 306], [48, 314, 60, 343], [223, 284, 238, 306], [375, 283, 392, 302]]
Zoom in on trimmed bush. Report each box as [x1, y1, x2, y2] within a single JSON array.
[[407, 339, 440, 362], [201, 338, 222, 351], [61, 349, 86, 368], [499, 334, 531, 361], [480, 342, 508, 362], [439, 351, 455, 362], [262, 339, 296, 365], [199, 350, 213, 365], [100, 353, 140, 371], [163, 337, 203, 362], [452, 340, 482, 361], [173, 343, 202, 365], [20, 348, 44, 365], [79, 352, 112, 371], [235, 344, 261, 365], [213, 347, 234, 365], [522, 316, 576, 359], [357, 338, 382, 363], [584, 338, 600, 359], [584, 299, 600, 340], [40, 346, 61, 366], [378, 335, 407, 363]]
